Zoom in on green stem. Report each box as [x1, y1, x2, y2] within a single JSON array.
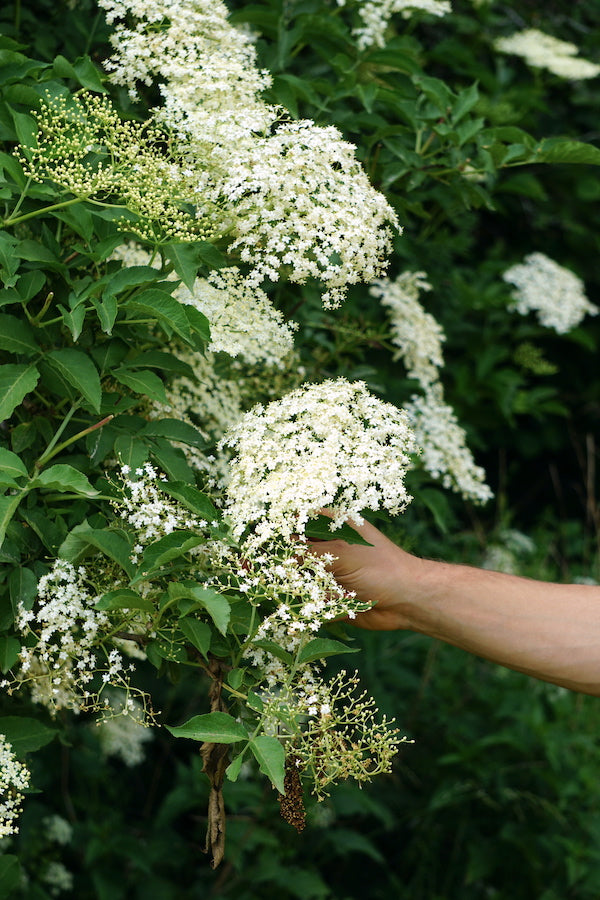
[[9, 176, 33, 221], [35, 405, 79, 468], [36, 414, 114, 469], [14, 0, 21, 34], [3, 196, 87, 228]]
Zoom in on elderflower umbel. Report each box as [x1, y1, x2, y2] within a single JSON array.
[[337, 0, 452, 50], [405, 383, 492, 504], [495, 30, 600, 80], [0, 736, 30, 837], [217, 121, 399, 307], [502, 252, 598, 334], [220, 378, 416, 544], [96, 691, 153, 766], [370, 271, 445, 387], [14, 561, 134, 715]]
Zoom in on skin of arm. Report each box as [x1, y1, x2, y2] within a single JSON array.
[[310, 518, 600, 696]]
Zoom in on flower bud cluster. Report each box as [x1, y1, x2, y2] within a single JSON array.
[[0, 735, 31, 837], [502, 252, 599, 334], [220, 378, 417, 544]]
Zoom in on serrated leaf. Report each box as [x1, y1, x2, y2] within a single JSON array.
[[181, 304, 210, 343], [95, 588, 154, 613], [166, 711, 247, 743], [8, 566, 37, 616], [126, 350, 194, 378], [0, 363, 39, 421], [163, 242, 202, 292], [304, 515, 373, 546], [59, 522, 135, 576], [141, 419, 206, 449], [226, 750, 246, 782], [157, 480, 218, 519], [247, 689, 264, 713], [0, 634, 20, 672], [113, 434, 149, 471], [297, 638, 359, 665], [0, 313, 39, 355], [103, 265, 162, 298], [249, 735, 286, 794], [0, 448, 27, 479], [0, 716, 57, 755], [125, 289, 191, 342], [168, 582, 230, 635], [46, 349, 101, 412], [91, 295, 118, 334], [250, 640, 293, 666], [113, 367, 167, 404], [58, 303, 86, 341], [534, 138, 600, 166], [31, 464, 98, 497], [0, 492, 23, 546], [179, 617, 211, 658], [136, 531, 204, 576]]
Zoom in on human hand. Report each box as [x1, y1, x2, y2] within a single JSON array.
[[308, 517, 424, 631]]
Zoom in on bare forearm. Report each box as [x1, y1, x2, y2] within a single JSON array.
[[401, 558, 600, 695]]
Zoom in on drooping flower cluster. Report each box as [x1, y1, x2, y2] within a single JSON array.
[[96, 691, 154, 766], [371, 271, 445, 387], [22, 92, 218, 242], [336, 0, 452, 50], [220, 378, 417, 544], [405, 383, 493, 504], [0, 735, 31, 837], [13, 561, 134, 715], [176, 267, 297, 365], [495, 30, 600, 80], [503, 252, 598, 334]]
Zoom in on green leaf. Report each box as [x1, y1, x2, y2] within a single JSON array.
[[0, 635, 20, 672], [149, 439, 194, 484], [0, 493, 23, 546], [226, 750, 246, 782], [534, 139, 600, 166], [0, 716, 57, 754], [146, 635, 187, 663], [181, 304, 210, 343], [8, 566, 37, 616], [0, 232, 19, 286], [168, 582, 231, 635], [0, 448, 27, 479], [163, 243, 202, 292], [59, 523, 135, 576], [102, 265, 162, 298], [0, 856, 21, 899], [297, 638, 359, 666], [249, 735, 286, 794], [247, 689, 264, 713], [304, 515, 373, 546], [451, 82, 479, 125], [95, 588, 154, 613], [31, 464, 98, 497], [136, 532, 204, 576], [179, 617, 211, 658], [157, 481, 218, 520], [0, 363, 40, 421], [250, 639, 293, 665], [58, 303, 86, 341], [141, 419, 206, 449], [11, 109, 37, 150], [113, 367, 167, 404], [46, 349, 101, 412], [126, 350, 194, 378], [52, 54, 106, 92], [166, 711, 247, 743], [113, 434, 149, 471], [125, 289, 191, 342], [0, 313, 39, 355], [91, 295, 118, 334]]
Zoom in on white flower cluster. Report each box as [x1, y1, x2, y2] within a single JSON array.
[[42, 862, 74, 896], [0, 735, 30, 837], [336, 0, 452, 50], [175, 267, 297, 366], [43, 814, 73, 846], [371, 271, 445, 387], [96, 692, 153, 766], [405, 383, 493, 503], [217, 121, 399, 308], [220, 378, 416, 544], [117, 462, 204, 553], [14, 561, 132, 715], [98, 0, 275, 147], [503, 252, 598, 334], [495, 30, 600, 80], [100, 1, 399, 305]]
